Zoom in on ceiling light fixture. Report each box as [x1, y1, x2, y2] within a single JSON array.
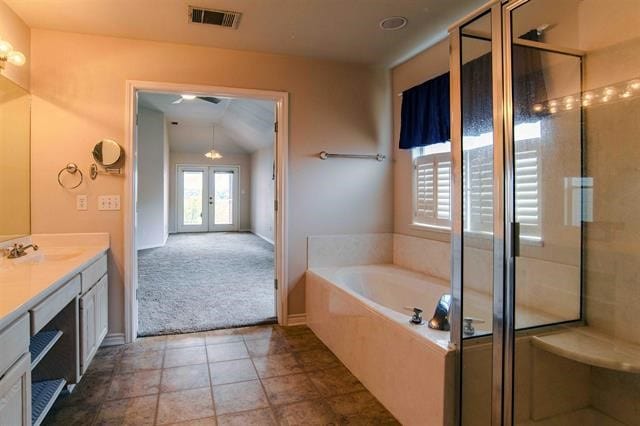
[[204, 125, 223, 160], [181, 94, 197, 100], [0, 37, 26, 69], [379, 16, 408, 31]]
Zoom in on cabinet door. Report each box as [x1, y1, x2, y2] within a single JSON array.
[[80, 285, 97, 374], [0, 354, 31, 426], [95, 275, 109, 347], [80, 274, 108, 374]]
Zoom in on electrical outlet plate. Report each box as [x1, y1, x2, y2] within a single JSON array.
[[76, 195, 88, 211], [98, 195, 120, 211]]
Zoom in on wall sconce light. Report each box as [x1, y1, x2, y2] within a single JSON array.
[[0, 37, 26, 69]]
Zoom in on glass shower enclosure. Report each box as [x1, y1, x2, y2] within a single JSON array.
[[449, 0, 640, 424]]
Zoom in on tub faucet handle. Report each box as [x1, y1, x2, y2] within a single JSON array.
[[463, 317, 486, 336], [404, 307, 424, 325]]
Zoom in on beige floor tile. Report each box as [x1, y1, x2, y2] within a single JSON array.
[[327, 391, 398, 425], [307, 366, 365, 397], [245, 337, 291, 357], [118, 350, 164, 373], [165, 417, 217, 425], [107, 370, 161, 400], [164, 346, 208, 368], [206, 342, 249, 362], [216, 408, 277, 426], [262, 373, 319, 405], [209, 359, 258, 385], [156, 387, 215, 425], [162, 364, 211, 392], [59, 372, 112, 406], [212, 380, 269, 415], [95, 395, 157, 425], [294, 349, 340, 371], [166, 333, 206, 349], [274, 399, 339, 426], [239, 325, 282, 341], [252, 353, 303, 379], [278, 325, 312, 337], [126, 335, 167, 353], [42, 403, 99, 425], [205, 331, 244, 345], [281, 333, 326, 353]]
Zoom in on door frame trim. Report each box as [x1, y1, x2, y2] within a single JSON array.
[[124, 80, 289, 343]]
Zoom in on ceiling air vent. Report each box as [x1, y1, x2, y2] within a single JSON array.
[[189, 6, 241, 29]]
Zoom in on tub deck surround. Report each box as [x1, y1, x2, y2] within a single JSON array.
[[306, 265, 455, 425], [0, 233, 110, 330]]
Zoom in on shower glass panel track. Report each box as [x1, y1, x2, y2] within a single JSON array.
[[450, 0, 639, 424]]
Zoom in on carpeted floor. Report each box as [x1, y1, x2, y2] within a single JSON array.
[[137, 232, 275, 336]]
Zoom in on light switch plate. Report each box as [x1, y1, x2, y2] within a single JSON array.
[[76, 195, 88, 211], [98, 195, 121, 211]]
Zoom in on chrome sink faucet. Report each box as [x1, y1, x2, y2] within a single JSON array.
[[4, 243, 39, 259], [428, 294, 451, 331]]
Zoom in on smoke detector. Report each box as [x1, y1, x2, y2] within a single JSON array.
[[189, 6, 242, 29], [379, 16, 408, 31]]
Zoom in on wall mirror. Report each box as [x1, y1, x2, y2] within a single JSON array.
[[0, 75, 30, 243], [92, 138, 123, 167]]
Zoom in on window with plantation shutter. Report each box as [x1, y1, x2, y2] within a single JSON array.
[[515, 142, 541, 240], [413, 152, 451, 228], [464, 146, 494, 234], [410, 123, 541, 239]]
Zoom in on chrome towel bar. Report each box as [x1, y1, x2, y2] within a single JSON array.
[[319, 151, 386, 162]]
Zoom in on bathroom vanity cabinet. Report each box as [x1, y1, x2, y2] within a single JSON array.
[[0, 235, 109, 426]]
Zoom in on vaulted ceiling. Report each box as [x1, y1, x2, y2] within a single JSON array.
[[138, 92, 275, 155], [6, 0, 487, 66]]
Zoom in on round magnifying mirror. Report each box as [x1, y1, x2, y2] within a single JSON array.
[[93, 139, 123, 166]]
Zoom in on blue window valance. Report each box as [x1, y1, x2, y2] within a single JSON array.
[[399, 29, 546, 150], [399, 72, 450, 150]]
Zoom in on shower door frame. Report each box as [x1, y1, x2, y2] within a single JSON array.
[[450, 0, 587, 424], [449, 1, 508, 425]]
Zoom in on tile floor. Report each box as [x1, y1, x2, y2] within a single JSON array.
[[44, 325, 399, 425]]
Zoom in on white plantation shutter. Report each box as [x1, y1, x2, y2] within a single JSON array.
[[414, 153, 451, 227], [465, 147, 494, 234], [515, 146, 541, 239]]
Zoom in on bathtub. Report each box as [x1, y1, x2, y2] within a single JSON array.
[[306, 264, 455, 425]]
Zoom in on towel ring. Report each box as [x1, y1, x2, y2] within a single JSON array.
[[57, 163, 84, 189]]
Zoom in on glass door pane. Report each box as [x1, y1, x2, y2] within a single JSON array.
[[208, 167, 238, 232], [214, 172, 233, 225], [178, 167, 208, 232], [459, 10, 496, 426]]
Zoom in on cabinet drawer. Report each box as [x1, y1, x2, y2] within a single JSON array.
[[0, 315, 29, 376], [81, 254, 107, 294], [30, 275, 81, 335]]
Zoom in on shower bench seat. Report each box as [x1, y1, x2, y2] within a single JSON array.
[[532, 326, 640, 374]]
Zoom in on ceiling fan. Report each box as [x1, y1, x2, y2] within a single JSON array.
[[172, 94, 223, 104]]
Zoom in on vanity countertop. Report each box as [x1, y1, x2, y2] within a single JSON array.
[[0, 233, 109, 330]]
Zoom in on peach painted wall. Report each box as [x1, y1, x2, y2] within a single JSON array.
[[0, 0, 29, 89], [29, 29, 392, 335], [392, 39, 450, 243]]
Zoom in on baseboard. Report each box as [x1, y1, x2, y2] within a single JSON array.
[[287, 313, 307, 326], [252, 231, 275, 245], [101, 333, 125, 347]]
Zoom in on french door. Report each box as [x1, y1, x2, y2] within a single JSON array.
[[177, 165, 239, 233]]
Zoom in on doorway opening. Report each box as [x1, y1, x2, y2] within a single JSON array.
[[124, 82, 288, 340]]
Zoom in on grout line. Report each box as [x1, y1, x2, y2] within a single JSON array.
[[152, 348, 166, 425], [205, 340, 218, 419]]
